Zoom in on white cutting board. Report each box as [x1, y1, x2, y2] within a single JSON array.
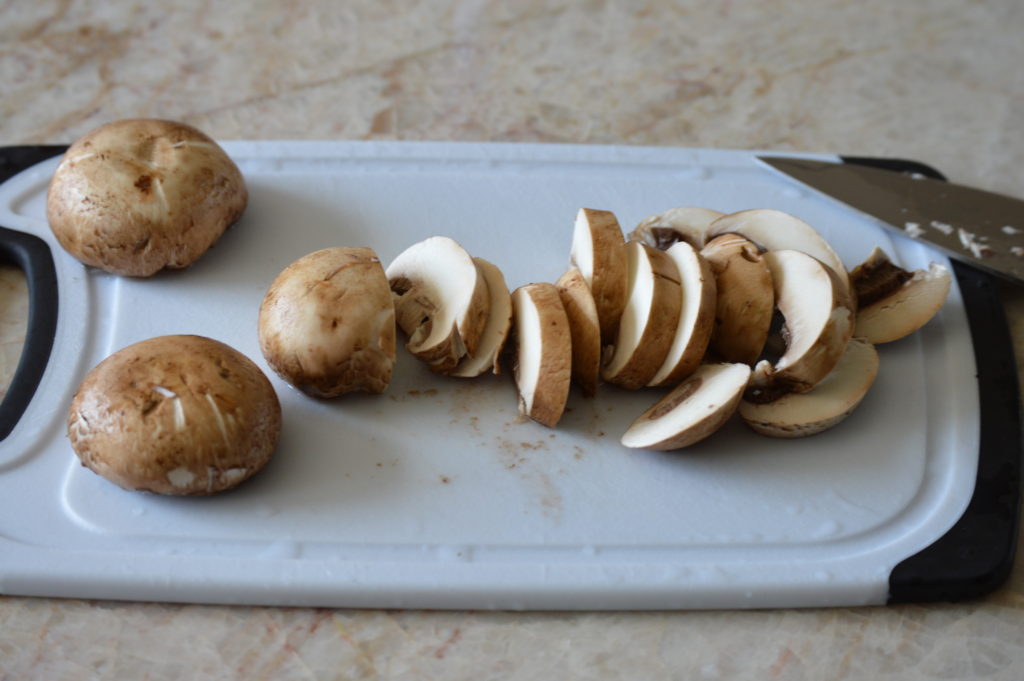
[[0, 142, 978, 609]]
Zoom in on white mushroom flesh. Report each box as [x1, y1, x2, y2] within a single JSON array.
[[622, 363, 751, 450], [740, 338, 879, 437], [451, 258, 513, 377], [648, 241, 715, 386], [386, 236, 489, 366]]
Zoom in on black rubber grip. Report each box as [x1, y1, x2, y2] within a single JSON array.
[[0, 145, 66, 440], [0, 227, 59, 440]]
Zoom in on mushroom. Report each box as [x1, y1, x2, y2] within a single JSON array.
[[511, 283, 572, 427], [739, 338, 879, 437], [628, 206, 725, 250], [706, 209, 853, 306], [601, 241, 683, 390], [700, 233, 775, 365], [67, 335, 281, 495], [750, 249, 854, 394], [555, 267, 602, 397], [46, 118, 247, 277], [451, 258, 513, 377], [647, 241, 717, 387], [386, 236, 490, 374], [850, 247, 952, 343], [258, 247, 396, 397], [569, 208, 628, 343], [621, 362, 752, 450]]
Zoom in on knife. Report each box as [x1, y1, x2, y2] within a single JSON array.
[[757, 155, 1024, 284]]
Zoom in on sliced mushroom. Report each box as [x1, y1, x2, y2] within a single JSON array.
[[700, 233, 774, 365], [629, 206, 725, 250], [850, 247, 952, 344], [707, 209, 853, 306], [601, 242, 683, 390], [386, 236, 490, 373], [511, 283, 572, 427], [555, 267, 602, 397], [569, 208, 628, 343], [451, 258, 513, 377], [750, 250, 854, 394], [739, 338, 879, 437], [621, 363, 751, 451], [647, 242, 717, 387]]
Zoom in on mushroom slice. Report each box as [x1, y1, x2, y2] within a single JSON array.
[[629, 206, 725, 250], [569, 208, 628, 343], [511, 283, 572, 427], [851, 247, 952, 344], [386, 236, 490, 373], [751, 250, 854, 393], [451, 258, 513, 377], [601, 242, 683, 390], [700, 233, 774, 365], [707, 209, 853, 305], [647, 242, 717, 387], [622, 363, 751, 451], [555, 267, 601, 397], [740, 338, 879, 437]]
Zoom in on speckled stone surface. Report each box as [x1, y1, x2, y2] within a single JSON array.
[[2, 1, 1024, 679]]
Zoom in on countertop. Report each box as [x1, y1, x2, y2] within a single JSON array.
[[2, 1, 1023, 678]]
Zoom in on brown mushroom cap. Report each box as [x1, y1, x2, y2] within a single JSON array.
[[67, 335, 281, 495], [46, 119, 247, 277], [258, 247, 396, 397]]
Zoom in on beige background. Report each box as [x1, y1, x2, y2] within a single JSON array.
[[2, 1, 1024, 678]]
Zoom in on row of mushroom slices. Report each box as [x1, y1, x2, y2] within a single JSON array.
[[601, 206, 950, 448], [256, 205, 952, 453]]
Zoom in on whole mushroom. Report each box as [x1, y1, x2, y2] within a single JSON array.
[[47, 118, 247, 277], [259, 247, 396, 397], [67, 335, 281, 495]]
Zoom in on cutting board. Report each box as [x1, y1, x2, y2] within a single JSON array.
[[0, 142, 1018, 610]]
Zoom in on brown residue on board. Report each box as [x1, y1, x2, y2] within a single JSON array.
[[439, 475, 450, 484], [494, 435, 563, 520]]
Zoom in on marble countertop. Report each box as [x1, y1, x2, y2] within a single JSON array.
[[2, 1, 1023, 678]]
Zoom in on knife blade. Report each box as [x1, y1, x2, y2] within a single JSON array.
[[757, 155, 1024, 284]]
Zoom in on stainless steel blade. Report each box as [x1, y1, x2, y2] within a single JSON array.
[[758, 155, 1024, 283]]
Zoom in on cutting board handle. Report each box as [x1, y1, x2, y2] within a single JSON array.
[[0, 225, 58, 441]]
